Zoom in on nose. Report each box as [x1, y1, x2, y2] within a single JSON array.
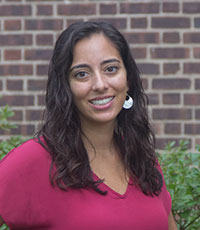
[[92, 71, 108, 91]]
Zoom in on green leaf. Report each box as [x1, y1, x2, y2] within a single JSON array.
[[159, 140, 200, 229]]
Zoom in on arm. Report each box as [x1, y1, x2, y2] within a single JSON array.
[[168, 211, 177, 230], [0, 216, 4, 226]]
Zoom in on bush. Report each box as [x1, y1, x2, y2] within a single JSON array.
[[159, 140, 200, 230], [0, 105, 23, 160], [0, 104, 23, 230]]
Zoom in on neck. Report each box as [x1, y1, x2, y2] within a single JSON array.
[[81, 120, 116, 158]]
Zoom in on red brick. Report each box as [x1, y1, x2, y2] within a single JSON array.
[[57, 4, 96, 15], [163, 63, 180, 74], [120, 3, 159, 14], [0, 5, 31, 16], [193, 48, 200, 58], [156, 138, 168, 150], [0, 95, 34, 106], [25, 49, 52, 60], [25, 19, 63, 30], [184, 33, 200, 43], [164, 123, 181, 134], [100, 3, 117, 14], [163, 94, 180, 105], [36, 65, 48, 76], [156, 138, 191, 150], [28, 80, 47, 91], [152, 122, 163, 135], [195, 109, 200, 119], [185, 124, 200, 135], [195, 138, 200, 145], [184, 94, 200, 105], [7, 80, 23, 90], [4, 50, 21, 60], [184, 63, 200, 74], [0, 34, 32, 46], [163, 32, 180, 43], [163, 2, 179, 13], [36, 34, 53, 46], [26, 0, 57, 1], [131, 18, 147, 28], [151, 48, 190, 59], [152, 78, 191, 89], [8, 110, 23, 121], [152, 109, 192, 120], [195, 79, 200, 89], [137, 63, 159, 75], [66, 19, 84, 27], [151, 48, 189, 59], [0, 65, 33, 76], [10, 125, 35, 136], [194, 18, 200, 28], [38, 95, 45, 106], [152, 17, 190, 28], [37, 5, 53, 15], [147, 93, 159, 105], [131, 48, 147, 59], [183, 2, 200, 13], [26, 109, 43, 121], [91, 18, 127, 30], [142, 78, 148, 90], [0, 80, 2, 90], [124, 32, 159, 44], [4, 20, 21, 30]]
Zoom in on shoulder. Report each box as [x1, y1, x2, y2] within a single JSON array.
[[0, 138, 53, 228], [156, 161, 172, 215], [0, 138, 51, 175]]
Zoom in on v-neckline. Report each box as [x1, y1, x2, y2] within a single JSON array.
[[92, 171, 131, 198]]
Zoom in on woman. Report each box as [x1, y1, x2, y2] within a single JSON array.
[[0, 21, 177, 229]]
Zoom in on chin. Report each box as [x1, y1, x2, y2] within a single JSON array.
[[91, 113, 119, 124]]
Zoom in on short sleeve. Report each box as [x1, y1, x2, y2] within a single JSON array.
[[0, 139, 52, 228], [157, 163, 172, 216]]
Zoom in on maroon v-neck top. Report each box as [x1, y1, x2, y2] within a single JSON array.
[[0, 139, 171, 230]]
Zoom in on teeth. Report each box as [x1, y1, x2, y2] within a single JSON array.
[[90, 97, 113, 105]]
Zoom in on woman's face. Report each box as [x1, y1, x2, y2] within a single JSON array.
[[69, 34, 128, 127]]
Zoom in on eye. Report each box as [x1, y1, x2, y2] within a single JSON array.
[[105, 66, 118, 74], [74, 71, 89, 79]]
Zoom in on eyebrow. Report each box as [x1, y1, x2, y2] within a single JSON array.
[[101, 58, 120, 65], [70, 64, 89, 73], [69, 58, 120, 73]]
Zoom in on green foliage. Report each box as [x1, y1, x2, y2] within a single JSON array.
[[0, 225, 8, 230], [0, 104, 24, 230], [0, 105, 16, 131], [159, 140, 200, 230], [0, 104, 23, 160]]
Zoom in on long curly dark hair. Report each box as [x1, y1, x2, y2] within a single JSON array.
[[37, 21, 162, 196]]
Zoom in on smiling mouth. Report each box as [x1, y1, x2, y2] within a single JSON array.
[[89, 97, 114, 106]]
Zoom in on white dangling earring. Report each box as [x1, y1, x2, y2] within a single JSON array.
[[123, 94, 133, 109]]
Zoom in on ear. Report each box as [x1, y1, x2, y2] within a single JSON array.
[[126, 82, 129, 93], [126, 76, 129, 92]]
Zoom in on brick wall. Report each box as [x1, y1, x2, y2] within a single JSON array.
[[0, 0, 200, 151]]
